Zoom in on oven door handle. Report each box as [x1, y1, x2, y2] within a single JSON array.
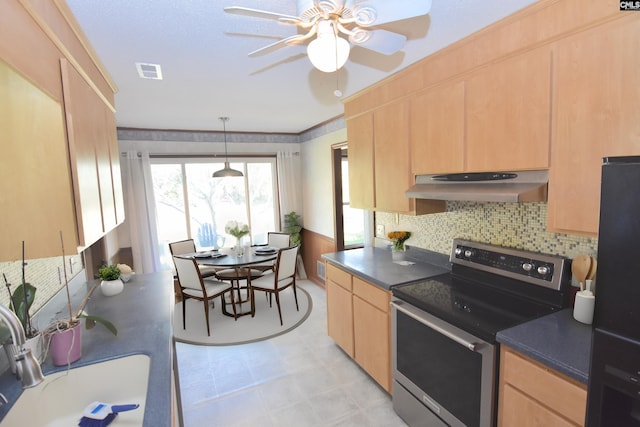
[[392, 301, 478, 352]]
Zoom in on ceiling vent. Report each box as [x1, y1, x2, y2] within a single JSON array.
[[135, 62, 163, 80]]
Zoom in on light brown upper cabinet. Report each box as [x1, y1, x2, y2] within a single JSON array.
[[373, 100, 413, 213], [347, 112, 375, 210], [0, 1, 122, 260], [61, 59, 125, 249], [0, 60, 79, 260], [347, 101, 445, 214], [411, 81, 465, 175], [465, 47, 552, 172], [547, 17, 640, 236]]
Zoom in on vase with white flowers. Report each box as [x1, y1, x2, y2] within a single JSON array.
[[225, 220, 250, 257]]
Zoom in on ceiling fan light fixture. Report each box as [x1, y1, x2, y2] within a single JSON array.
[[212, 116, 244, 178], [307, 21, 350, 73]]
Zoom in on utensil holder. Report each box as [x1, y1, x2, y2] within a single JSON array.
[[573, 291, 595, 324]]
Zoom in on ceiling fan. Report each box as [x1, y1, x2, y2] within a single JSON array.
[[224, 0, 432, 73]]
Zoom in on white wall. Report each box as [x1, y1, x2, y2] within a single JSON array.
[[300, 128, 347, 239]]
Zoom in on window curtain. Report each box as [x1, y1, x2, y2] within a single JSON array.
[[276, 151, 302, 228], [120, 151, 161, 273], [276, 151, 306, 278]]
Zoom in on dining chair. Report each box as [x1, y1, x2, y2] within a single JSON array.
[[267, 232, 291, 249], [250, 245, 299, 325], [173, 256, 237, 336], [252, 232, 291, 273], [169, 239, 218, 278]]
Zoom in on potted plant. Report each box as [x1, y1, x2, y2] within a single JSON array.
[[2, 241, 43, 373], [284, 211, 302, 247], [44, 232, 117, 366], [2, 242, 44, 370], [98, 264, 124, 296]]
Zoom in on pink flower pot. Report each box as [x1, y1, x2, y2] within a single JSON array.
[[49, 322, 82, 366]]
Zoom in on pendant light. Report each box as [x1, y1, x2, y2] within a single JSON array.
[[212, 116, 243, 177]]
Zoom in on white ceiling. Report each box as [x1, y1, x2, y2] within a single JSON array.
[[66, 0, 538, 134]]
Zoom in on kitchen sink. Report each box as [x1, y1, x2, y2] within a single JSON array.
[[0, 354, 150, 426]]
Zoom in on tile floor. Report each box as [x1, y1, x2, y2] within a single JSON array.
[[175, 280, 408, 427]]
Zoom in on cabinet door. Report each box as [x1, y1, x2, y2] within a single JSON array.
[[353, 294, 391, 392], [466, 48, 551, 172], [499, 347, 586, 427], [374, 100, 413, 213], [107, 111, 125, 224], [347, 112, 375, 210], [411, 81, 465, 175], [326, 279, 354, 357], [548, 18, 640, 235], [61, 59, 122, 248], [0, 60, 78, 260], [500, 385, 576, 427]]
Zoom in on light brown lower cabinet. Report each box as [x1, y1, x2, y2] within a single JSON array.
[[326, 265, 354, 357], [498, 347, 587, 427], [326, 263, 392, 393]]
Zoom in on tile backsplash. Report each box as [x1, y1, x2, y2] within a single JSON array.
[[0, 255, 83, 319], [377, 202, 598, 259]]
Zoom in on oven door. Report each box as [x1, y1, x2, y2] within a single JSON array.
[[391, 298, 496, 427]]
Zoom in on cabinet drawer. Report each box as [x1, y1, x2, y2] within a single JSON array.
[[326, 263, 352, 291], [502, 349, 586, 426], [353, 277, 390, 313], [501, 384, 576, 427]]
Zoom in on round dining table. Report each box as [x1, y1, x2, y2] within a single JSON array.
[[183, 248, 278, 316]]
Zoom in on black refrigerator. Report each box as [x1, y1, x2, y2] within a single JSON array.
[[586, 156, 640, 426]]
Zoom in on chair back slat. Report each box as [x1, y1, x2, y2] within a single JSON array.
[[276, 246, 298, 281], [169, 239, 196, 256], [173, 256, 203, 291], [268, 232, 291, 249]]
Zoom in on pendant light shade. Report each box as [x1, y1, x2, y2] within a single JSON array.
[[213, 116, 243, 178]]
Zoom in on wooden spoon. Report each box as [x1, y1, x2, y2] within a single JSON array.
[[587, 256, 597, 280], [571, 254, 592, 291]]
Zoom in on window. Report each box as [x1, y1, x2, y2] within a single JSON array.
[[151, 157, 278, 270]]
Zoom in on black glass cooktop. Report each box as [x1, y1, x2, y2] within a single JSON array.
[[392, 272, 558, 342]]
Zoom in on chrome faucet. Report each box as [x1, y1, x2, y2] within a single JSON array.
[[0, 305, 44, 388]]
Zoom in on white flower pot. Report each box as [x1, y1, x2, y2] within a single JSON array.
[[101, 279, 124, 296]]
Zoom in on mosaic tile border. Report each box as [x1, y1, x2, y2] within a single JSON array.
[[377, 202, 598, 259]]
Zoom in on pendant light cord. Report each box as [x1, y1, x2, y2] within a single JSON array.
[[220, 116, 229, 160]]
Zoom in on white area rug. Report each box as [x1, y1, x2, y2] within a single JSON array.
[[173, 283, 312, 346]]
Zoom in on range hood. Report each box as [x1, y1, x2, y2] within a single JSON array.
[[405, 170, 548, 203]]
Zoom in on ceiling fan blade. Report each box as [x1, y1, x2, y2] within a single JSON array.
[[224, 6, 301, 23], [350, 29, 406, 55], [352, 0, 432, 27], [248, 34, 311, 57]]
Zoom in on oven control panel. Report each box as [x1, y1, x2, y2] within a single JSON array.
[[451, 239, 570, 291]]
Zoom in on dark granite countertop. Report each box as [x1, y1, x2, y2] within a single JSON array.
[[0, 270, 174, 426], [322, 246, 450, 290], [497, 309, 592, 384]]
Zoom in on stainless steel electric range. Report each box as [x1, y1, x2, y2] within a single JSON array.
[[391, 239, 572, 427]]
